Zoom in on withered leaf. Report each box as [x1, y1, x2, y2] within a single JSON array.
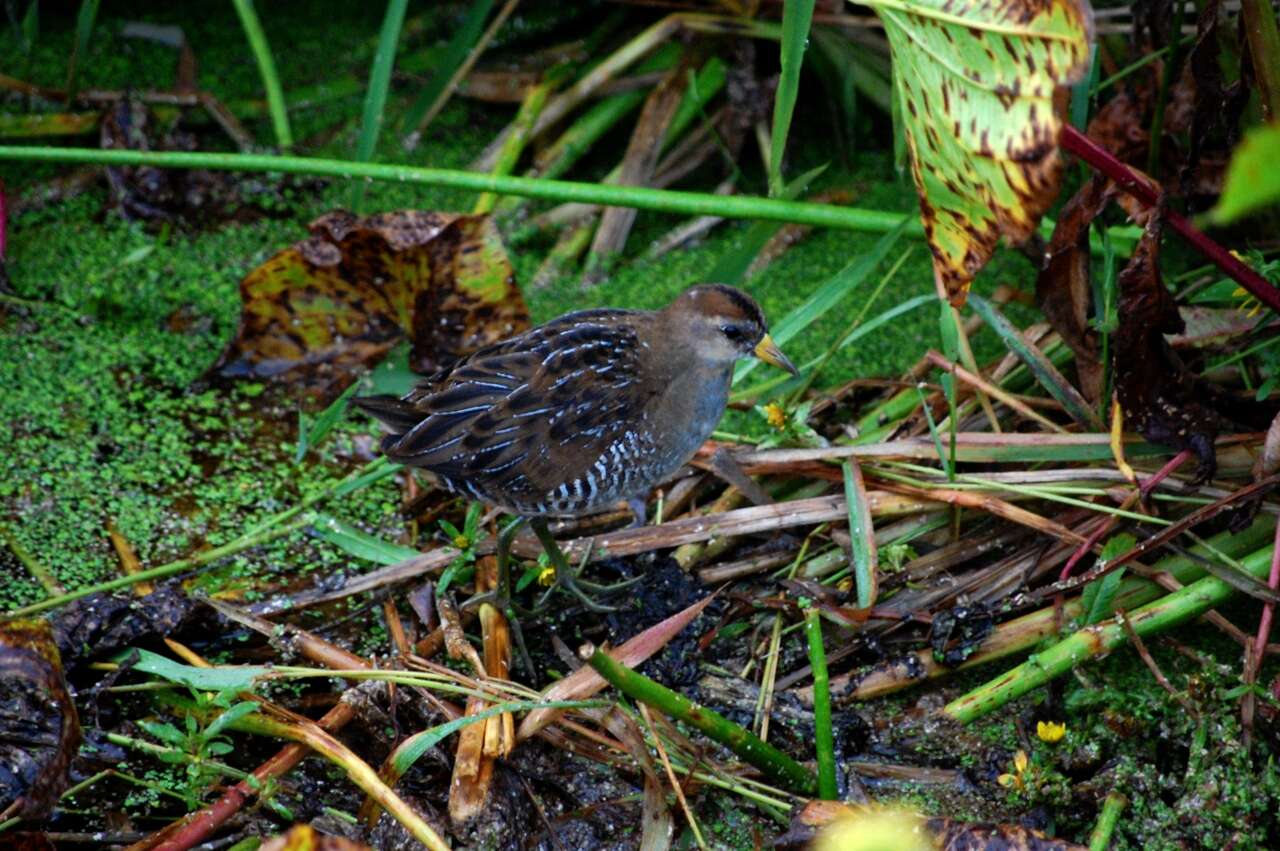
[[0, 620, 81, 822], [929, 603, 994, 667], [50, 587, 194, 674], [860, 0, 1094, 304], [1113, 214, 1279, 483], [1185, 0, 1251, 190], [1035, 174, 1113, 402], [212, 210, 530, 401]]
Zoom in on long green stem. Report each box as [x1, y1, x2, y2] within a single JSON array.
[[230, 0, 292, 150], [2, 514, 307, 620], [584, 645, 817, 795], [0, 146, 1138, 251], [1, 521, 64, 595], [474, 67, 563, 213], [1089, 790, 1127, 851], [2, 458, 395, 619], [944, 536, 1277, 724], [804, 609, 837, 799]]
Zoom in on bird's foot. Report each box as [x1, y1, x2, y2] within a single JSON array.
[[530, 523, 641, 614]]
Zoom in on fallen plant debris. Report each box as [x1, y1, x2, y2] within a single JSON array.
[[211, 209, 530, 402], [0, 620, 80, 822], [4, 0, 1280, 847]]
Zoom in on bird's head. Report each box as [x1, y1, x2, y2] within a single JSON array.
[[663, 283, 799, 375]]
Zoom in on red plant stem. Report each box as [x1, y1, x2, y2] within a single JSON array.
[[1060, 125, 1280, 315], [1059, 513, 1117, 582], [1058, 450, 1192, 582], [1139, 450, 1193, 501], [1242, 520, 1280, 743], [1254, 523, 1280, 664], [142, 702, 359, 851]]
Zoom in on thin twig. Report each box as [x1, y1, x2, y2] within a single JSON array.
[[1117, 610, 1198, 718]]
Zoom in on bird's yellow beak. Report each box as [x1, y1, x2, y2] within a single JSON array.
[[754, 334, 799, 376]]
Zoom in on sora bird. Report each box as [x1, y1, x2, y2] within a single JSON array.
[[352, 283, 797, 614]]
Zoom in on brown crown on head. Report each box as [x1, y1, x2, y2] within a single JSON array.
[[670, 284, 768, 328]]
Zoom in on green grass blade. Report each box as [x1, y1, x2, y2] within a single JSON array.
[[768, 0, 816, 197], [734, 214, 908, 384], [230, 0, 292, 150], [64, 0, 99, 99], [708, 163, 828, 285], [1082, 533, 1135, 624], [350, 0, 410, 212], [389, 699, 600, 777], [967, 293, 1103, 429], [842, 460, 878, 609], [311, 514, 421, 566], [401, 0, 497, 141], [803, 609, 838, 799], [128, 648, 271, 691], [731, 289, 933, 403]]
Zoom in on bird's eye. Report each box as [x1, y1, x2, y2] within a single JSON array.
[[720, 324, 747, 343]]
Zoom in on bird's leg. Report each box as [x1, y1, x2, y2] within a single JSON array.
[[626, 497, 647, 528], [461, 516, 538, 677], [461, 516, 527, 613], [529, 518, 634, 613]]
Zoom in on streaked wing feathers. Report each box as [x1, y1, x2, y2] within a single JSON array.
[[377, 309, 651, 507]]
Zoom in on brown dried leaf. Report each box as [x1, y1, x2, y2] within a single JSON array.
[[0, 620, 81, 821], [1185, 0, 1251, 188], [1113, 214, 1222, 480], [1035, 175, 1112, 401], [584, 58, 689, 285], [1110, 214, 1278, 483], [212, 210, 529, 401], [1254, 411, 1280, 481]]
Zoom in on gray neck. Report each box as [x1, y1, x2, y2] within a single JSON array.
[[653, 354, 733, 455]]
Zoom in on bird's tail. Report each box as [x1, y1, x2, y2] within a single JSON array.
[[349, 394, 421, 444]]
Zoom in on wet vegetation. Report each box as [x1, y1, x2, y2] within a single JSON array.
[[1, 1, 1279, 849]]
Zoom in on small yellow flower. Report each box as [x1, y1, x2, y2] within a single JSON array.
[[764, 401, 787, 430], [1036, 720, 1067, 743], [452, 534, 471, 550], [997, 749, 1029, 790], [1232, 284, 1263, 318], [537, 566, 557, 587]]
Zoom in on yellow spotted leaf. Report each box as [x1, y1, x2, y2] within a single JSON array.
[[212, 210, 529, 401], [857, 0, 1094, 304]]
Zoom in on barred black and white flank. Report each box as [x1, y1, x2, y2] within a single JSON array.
[[352, 284, 797, 519]]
